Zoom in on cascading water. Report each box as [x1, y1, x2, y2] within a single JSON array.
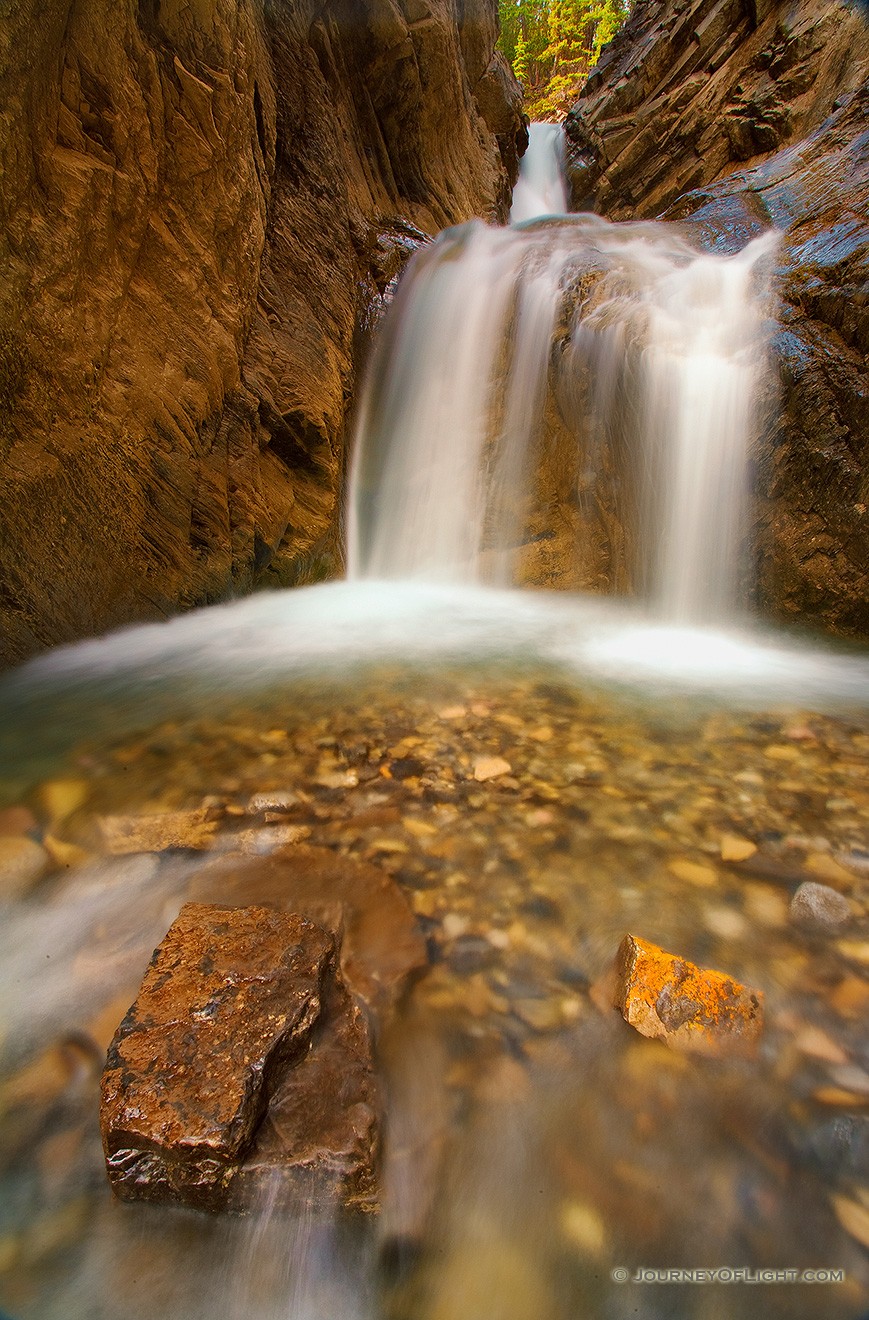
[[3, 124, 869, 1320], [509, 122, 569, 222], [348, 126, 776, 623]]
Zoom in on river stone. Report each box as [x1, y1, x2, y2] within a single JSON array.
[[229, 974, 380, 1212], [789, 881, 852, 934], [613, 934, 764, 1056], [98, 809, 218, 854], [100, 903, 335, 1211], [0, 835, 49, 899], [188, 845, 427, 1015]]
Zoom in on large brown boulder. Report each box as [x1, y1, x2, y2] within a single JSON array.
[[0, 0, 525, 665], [562, 0, 869, 637], [100, 901, 382, 1213]]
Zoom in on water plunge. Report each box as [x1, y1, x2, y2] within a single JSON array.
[[3, 128, 869, 1320], [348, 137, 776, 623]]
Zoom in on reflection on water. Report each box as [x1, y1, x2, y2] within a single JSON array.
[[2, 606, 869, 1318]]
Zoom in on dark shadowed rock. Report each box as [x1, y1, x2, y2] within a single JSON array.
[[230, 972, 380, 1212], [100, 903, 335, 1211], [188, 844, 428, 1015]]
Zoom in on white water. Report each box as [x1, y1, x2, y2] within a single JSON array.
[[509, 122, 569, 222], [348, 125, 776, 620]]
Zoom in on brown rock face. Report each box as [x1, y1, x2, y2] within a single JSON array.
[[0, 0, 525, 666], [563, 0, 869, 637], [100, 903, 335, 1210], [667, 89, 869, 636], [564, 0, 869, 221]]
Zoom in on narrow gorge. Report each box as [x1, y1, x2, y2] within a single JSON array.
[[2, 4, 869, 1320]]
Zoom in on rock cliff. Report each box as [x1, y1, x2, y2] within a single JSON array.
[[0, 0, 525, 665], [563, 0, 869, 637]]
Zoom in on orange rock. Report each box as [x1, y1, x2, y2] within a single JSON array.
[[613, 934, 763, 1056]]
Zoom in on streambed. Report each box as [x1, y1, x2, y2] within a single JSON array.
[[2, 636, 869, 1320]]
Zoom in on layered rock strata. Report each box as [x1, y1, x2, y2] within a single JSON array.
[[0, 0, 525, 665], [564, 0, 869, 220], [562, 0, 869, 636]]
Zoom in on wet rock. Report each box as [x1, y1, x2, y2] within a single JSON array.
[[246, 791, 299, 815], [789, 881, 852, 934], [188, 845, 427, 1015], [803, 1115, 869, 1181], [613, 934, 764, 1056], [720, 834, 757, 862], [564, 0, 868, 223], [0, 835, 49, 899], [42, 834, 92, 870], [98, 809, 218, 854], [229, 974, 379, 1212], [38, 780, 89, 827], [668, 858, 717, 887], [100, 903, 335, 1211], [831, 1194, 869, 1250], [230, 823, 311, 854], [473, 756, 512, 782]]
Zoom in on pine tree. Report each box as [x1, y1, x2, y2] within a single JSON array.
[[496, 0, 630, 120]]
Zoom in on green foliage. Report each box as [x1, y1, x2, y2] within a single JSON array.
[[497, 0, 630, 120]]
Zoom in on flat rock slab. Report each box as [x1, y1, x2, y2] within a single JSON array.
[[98, 809, 218, 853], [101, 903, 335, 1210], [188, 845, 427, 1014], [613, 934, 764, 1057], [230, 974, 380, 1212]]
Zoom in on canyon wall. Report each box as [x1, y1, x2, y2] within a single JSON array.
[[562, 0, 869, 637], [0, 0, 525, 665]]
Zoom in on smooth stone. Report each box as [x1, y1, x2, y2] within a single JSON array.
[[0, 836, 49, 899], [473, 756, 511, 782], [188, 844, 427, 1014], [668, 858, 717, 887], [720, 833, 756, 861], [37, 779, 89, 825], [789, 881, 852, 933], [246, 791, 299, 813], [801, 1115, 869, 1179], [0, 805, 37, 836]]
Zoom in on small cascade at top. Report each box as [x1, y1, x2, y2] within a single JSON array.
[[509, 122, 569, 222], [347, 123, 776, 625]]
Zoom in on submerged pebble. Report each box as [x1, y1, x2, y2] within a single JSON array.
[[1, 667, 868, 1317], [790, 881, 853, 934]]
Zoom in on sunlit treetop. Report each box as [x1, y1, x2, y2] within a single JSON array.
[[497, 0, 630, 120]]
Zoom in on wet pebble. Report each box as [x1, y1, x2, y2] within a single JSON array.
[[790, 881, 852, 934], [0, 836, 49, 899]]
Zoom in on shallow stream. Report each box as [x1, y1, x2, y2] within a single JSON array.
[[2, 586, 869, 1319]]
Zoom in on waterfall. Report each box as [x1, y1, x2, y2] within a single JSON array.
[[347, 128, 776, 623], [509, 122, 569, 222]]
